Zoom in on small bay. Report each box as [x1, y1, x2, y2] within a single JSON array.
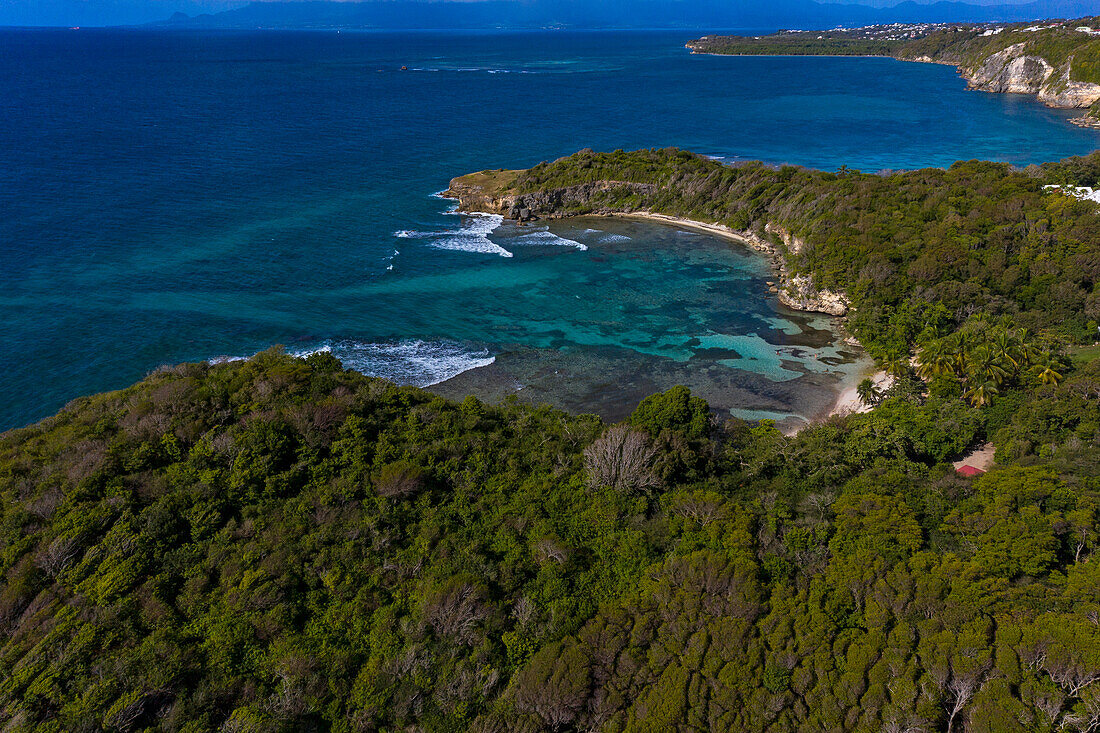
[[1, 28, 1097, 429]]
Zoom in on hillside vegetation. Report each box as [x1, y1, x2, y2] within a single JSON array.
[[1, 339, 1099, 731], [3, 148, 1100, 731], [689, 20, 1100, 83]]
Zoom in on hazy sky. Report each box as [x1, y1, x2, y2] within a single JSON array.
[[0, 0, 1040, 28]]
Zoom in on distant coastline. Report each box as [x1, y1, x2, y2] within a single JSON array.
[[686, 20, 1100, 127]]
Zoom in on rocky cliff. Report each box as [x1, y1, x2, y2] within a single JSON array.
[[444, 179, 660, 221], [901, 39, 1100, 113], [442, 171, 520, 216], [745, 224, 849, 316], [948, 42, 1100, 108], [961, 43, 1054, 94]]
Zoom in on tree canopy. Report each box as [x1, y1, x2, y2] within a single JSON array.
[[1, 345, 1099, 731]]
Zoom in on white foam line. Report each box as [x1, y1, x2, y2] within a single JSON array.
[[294, 340, 496, 386], [393, 213, 511, 257], [209, 340, 496, 387], [512, 228, 588, 251]]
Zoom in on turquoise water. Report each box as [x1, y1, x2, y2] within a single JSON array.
[[1, 29, 1098, 429]]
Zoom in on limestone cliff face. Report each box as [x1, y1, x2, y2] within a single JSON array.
[[903, 41, 1100, 110], [764, 222, 806, 256], [777, 275, 850, 317], [928, 42, 1100, 109], [1040, 66, 1100, 108], [442, 178, 517, 216], [965, 43, 1054, 94], [745, 226, 849, 316]]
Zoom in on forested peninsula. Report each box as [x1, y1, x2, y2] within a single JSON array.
[[3, 148, 1100, 731], [687, 18, 1100, 126]]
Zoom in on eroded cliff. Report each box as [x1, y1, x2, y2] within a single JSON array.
[[942, 41, 1100, 109]]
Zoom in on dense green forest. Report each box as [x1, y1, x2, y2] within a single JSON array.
[[687, 35, 902, 57], [2, 343, 1100, 731], [3, 147, 1100, 731]]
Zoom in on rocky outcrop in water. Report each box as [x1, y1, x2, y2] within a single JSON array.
[[1070, 113, 1100, 129]]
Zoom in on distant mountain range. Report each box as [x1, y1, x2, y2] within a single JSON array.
[[154, 0, 1100, 30]]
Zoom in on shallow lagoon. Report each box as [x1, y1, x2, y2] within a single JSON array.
[[430, 216, 870, 428]]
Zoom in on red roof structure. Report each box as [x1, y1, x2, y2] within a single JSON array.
[[956, 465, 985, 477]]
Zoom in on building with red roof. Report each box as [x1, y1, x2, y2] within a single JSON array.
[[956, 465, 985, 477]]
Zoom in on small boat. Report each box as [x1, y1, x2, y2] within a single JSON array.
[[400, 66, 408, 71]]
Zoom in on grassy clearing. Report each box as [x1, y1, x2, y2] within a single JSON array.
[[450, 167, 521, 194], [1071, 343, 1100, 365]]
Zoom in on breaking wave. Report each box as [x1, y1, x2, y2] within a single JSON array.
[[211, 340, 495, 387], [392, 213, 511, 257], [510, 228, 587, 250]]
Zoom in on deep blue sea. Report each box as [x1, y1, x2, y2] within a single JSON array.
[[2, 29, 1098, 430]]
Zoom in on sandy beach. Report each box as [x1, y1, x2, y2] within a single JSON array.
[[825, 369, 892, 420], [609, 211, 757, 246]]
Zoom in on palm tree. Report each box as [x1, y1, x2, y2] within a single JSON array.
[[991, 329, 1023, 372], [967, 345, 1010, 387], [882, 349, 911, 379], [916, 341, 940, 380], [917, 340, 956, 381], [1030, 359, 1065, 386], [856, 378, 881, 407], [945, 332, 970, 374], [964, 380, 999, 407], [1016, 336, 1040, 370]]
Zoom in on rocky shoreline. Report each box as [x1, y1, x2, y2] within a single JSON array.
[[908, 43, 1100, 111], [441, 172, 874, 432], [442, 180, 852, 318], [1070, 114, 1100, 130]]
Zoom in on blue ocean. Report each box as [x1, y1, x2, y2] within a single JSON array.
[[2, 29, 1098, 430]]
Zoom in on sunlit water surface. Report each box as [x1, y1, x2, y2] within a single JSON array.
[[2, 29, 1097, 428]]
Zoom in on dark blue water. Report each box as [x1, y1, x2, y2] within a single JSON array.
[[2, 29, 1097, 429]]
